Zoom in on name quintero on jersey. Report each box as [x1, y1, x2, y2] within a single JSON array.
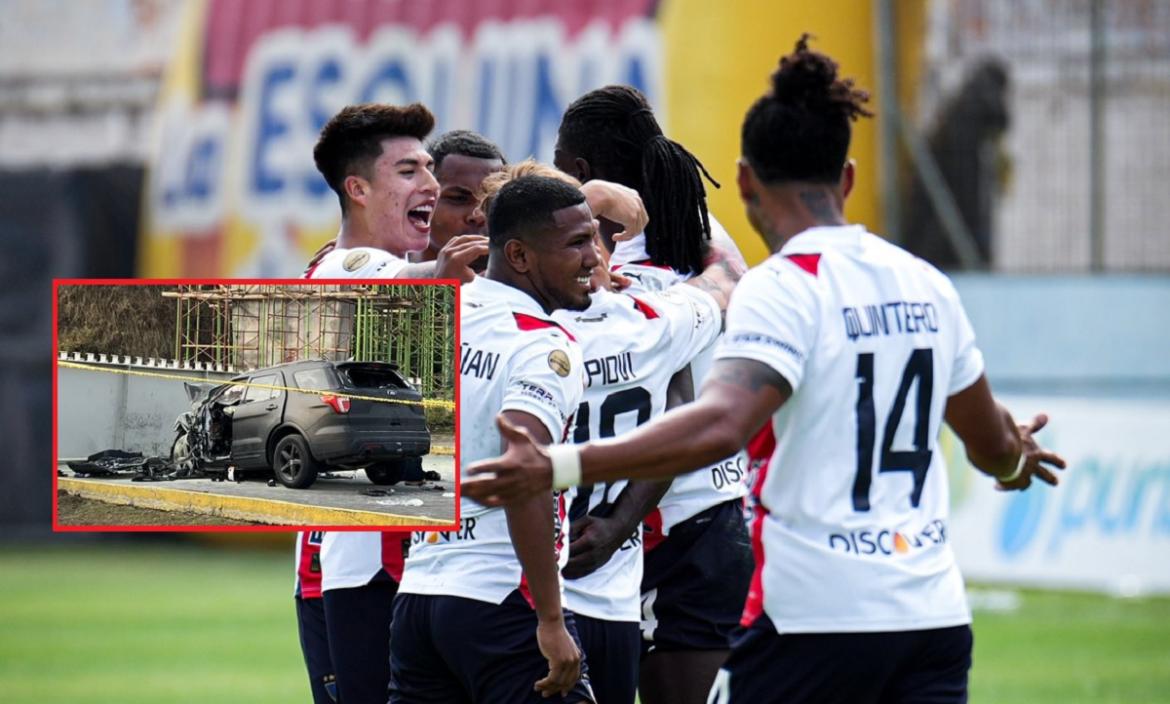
[[842, 301, 940, 342], [828, 519, 949, 557]]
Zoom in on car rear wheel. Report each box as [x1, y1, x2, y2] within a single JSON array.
[[272, 434, 319, 489], [366, 457, 423, 485]]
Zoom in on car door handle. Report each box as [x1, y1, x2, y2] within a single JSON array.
[[265, 403, 278, 410]]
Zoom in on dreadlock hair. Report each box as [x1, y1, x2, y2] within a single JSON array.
[[313, 103, 435, 214], [557, 85, 717, 276], [742, 34, 872, 185], [426, 129, 505, 170]]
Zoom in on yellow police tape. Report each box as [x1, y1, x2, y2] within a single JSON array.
[[58, 360, 456, 410]]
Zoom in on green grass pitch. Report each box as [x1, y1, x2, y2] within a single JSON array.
[[1, 542, 1168, 703]]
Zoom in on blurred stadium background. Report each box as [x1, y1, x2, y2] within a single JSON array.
[[1, 0, 1168, 701]]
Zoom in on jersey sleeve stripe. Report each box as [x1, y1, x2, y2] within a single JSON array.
[[513, 312, 577, 342], [784, 253, 821, 276], [629, 296, 660, 320]]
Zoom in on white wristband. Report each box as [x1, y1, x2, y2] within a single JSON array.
[[548, 444, 582, 490], [999, 452, 1027, 483]]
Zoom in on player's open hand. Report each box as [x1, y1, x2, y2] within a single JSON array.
[[564, 514, 627, 579], [534, 617, 581, 698], [997, 413, 1067, 491], [463, 415, 554, 506], [435, 234, 489, 283], [580, 179, 648, 241]]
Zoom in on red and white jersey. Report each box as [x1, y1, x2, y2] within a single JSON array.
[[717, 225, 984, 633], [554, 285, 722, 622], [300, 246, 412, 594], [610, 216, 750, 538], [320, 531, 408, 592], [304, 246, 408, 279], [400, 276, 584, 606], [294, 530, 325, 599]]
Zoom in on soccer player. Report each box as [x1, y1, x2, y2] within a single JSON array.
[[464, 35, 1067, 704], [305, 103, 488, 281], [478, 160, 744, 704], [554, 85, 752, 704], [294, 531, 336, 703], [388, 176, 599, 703], [415, 130, 506, 266]]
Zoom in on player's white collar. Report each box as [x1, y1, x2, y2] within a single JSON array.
[[780, 224, 866, 255], [465, 276, 550, 317]]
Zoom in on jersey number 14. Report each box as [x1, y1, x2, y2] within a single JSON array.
[[852, 348, 934, 512]]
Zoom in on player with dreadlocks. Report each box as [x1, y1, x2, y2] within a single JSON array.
[[466, 35, 1066, 704], [554, 86, 752, 704]]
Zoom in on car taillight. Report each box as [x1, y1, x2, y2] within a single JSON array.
[[321, 394, 350, 414]]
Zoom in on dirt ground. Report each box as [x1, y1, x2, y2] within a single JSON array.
[[57, 492, 257, 527]]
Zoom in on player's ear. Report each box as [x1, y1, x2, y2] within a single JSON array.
[[736, 159, 760, 206], [572, 157, 592, 183], [503, 238, 532, 273], [840, 159, 856, 200], [344, 175, 369, 209]]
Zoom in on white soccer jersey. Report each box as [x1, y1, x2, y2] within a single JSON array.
[[301, 245, 410, 592], [716, 225, 984, 633], [304, 246, 409, 279], [320, 530, 408, 592], [610, 216, 750, 536], [400, 277, 584, 605], [554, 285, 722, 621]]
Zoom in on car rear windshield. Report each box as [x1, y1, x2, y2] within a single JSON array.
[[336, 364, 411, 390], [293, 368, 334, 392]]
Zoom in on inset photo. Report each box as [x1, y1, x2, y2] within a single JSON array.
[[53, 280, 458, 530]]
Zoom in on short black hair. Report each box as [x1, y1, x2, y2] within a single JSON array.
[[742, 34, 872, 185], [487, 176, 587, 250], [313, 103, 435, 213], [557, 85, 717, 276], [426, 129, 505, 170]]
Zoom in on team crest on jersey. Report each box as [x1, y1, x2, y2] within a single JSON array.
[[547, 349, 572, 377], [343, 250, 370, 271]]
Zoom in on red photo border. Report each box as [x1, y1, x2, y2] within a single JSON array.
[[52, 278, 461, 533]]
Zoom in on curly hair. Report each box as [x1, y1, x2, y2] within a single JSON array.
[[742, 34, 872, 184]]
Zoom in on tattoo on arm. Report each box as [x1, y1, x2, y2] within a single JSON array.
[[710, 359, 793, 396]]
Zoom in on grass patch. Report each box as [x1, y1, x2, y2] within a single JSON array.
[[1, 544, 1167, 703]]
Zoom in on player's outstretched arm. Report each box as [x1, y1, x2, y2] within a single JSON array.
[[496, 410, 582, 697], [464, 359, 789, 506], [945, 374, 1067, 490], [397, 234, 489, 283]]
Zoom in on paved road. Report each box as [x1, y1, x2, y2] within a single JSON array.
[[59, 435, 457, 524]]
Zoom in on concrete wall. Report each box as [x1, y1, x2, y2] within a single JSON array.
[[951, 274, 1170, 395], [57, 356, 234, 460]]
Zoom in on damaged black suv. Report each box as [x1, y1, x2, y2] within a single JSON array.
[[171, 360, 431, 488]]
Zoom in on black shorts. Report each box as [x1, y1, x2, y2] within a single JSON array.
[[640, 499, 752, 654], [322, 575, 399, 704], [295, 596, 337, 704], [389, 590, 596, 704], [573, 614, 640, 704], [710, 615, 973, 704]]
